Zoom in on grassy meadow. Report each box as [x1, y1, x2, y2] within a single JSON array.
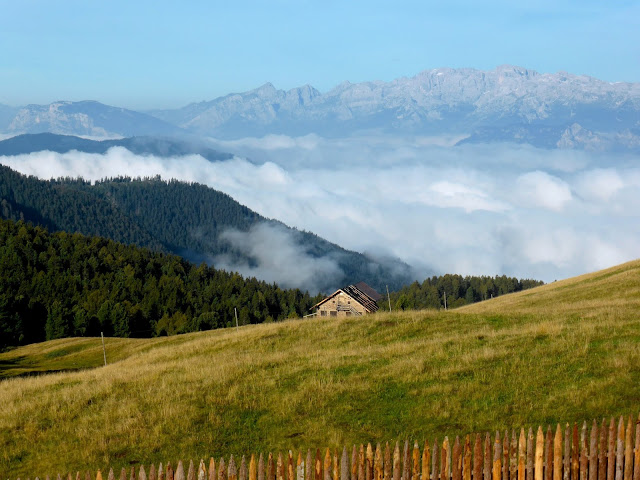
[[1, 260, 640, 477]]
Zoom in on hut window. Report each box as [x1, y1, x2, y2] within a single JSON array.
[[320, 311, 327, 316], [330, 311, 337, 317]]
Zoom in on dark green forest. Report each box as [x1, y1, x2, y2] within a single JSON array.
[[0, 164, 413, 292], [389, 274, 544, 311], [0, 218, 322, 349]]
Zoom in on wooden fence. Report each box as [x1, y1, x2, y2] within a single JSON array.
[[11, 415, 640, 480]]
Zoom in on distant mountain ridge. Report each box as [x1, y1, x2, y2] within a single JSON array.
[[3, 66, 639, 150], [3, 100, 180, 137], [0, 133, 233, 161], [147, 65, 640, 150]]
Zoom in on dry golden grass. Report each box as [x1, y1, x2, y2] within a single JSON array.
[[1, 259, 640, 478]]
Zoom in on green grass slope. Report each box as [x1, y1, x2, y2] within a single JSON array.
[[1, 260, 640, 477]]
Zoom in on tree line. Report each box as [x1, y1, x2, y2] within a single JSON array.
[[0, 218, 322, 349], [388, 274, 544, 311]]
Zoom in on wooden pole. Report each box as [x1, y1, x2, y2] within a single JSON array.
[[235, 308, 239, 331], [101, 332, 107, 366], [386, 285, 392, 313]]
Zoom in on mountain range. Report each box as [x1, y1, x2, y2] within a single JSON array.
[[2, 65, 638, 151]]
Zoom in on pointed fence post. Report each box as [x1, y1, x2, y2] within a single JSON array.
[[535, 427, 544, 480], [374, 444, 383, 480], [590, 421, 598, 480], [493, 432, 502, 480], [554, 425, 563, 480], [463, 436, 471, 480], [473, 435, 482, 480]]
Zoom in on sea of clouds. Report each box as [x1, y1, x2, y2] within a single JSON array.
[[2, 133, 639, 286]]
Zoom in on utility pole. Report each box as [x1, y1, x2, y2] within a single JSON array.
[[100, 332, 107, 366], [444, 290, 447, 311], [234, 307, 239, 332], [386, 285, 392, 313]]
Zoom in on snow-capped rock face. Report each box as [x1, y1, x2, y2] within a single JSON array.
[[7, 100, 180, 137], [149, 65, 640, 149]]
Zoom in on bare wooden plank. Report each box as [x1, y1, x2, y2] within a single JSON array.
[[494, 432, 502, 480], [414, 442, 422, 480], [305, 452, 312, 480], [298, 452, 305, 480], [316, 450, 323, 480], [544, 425, 553, 480], [590, 421, 598, 480], [453, 437, 462, 480], [259, 455, 265, 480], [554, 425, 563, 480], [463, 436, 471, 480], [367, 444, 374, 480], [474, 435, 483, 480], [404, 441, 410, 480], [278, 454, 285, 480], [240, 457, 248, 480], [394, 442, 401, 480], [140, 467, 148, 480], [384, 444, 391, 480], [503, 432, 509, 480], [608, 418, 616, 480], [122, 468, 129, 480], [218, 460, 225, 480], [375, 444, 383, 480], [535, 426, 544, 480], [442, 438, 450, 480], [564, 425, 570, 480], [97, 471, 104, 480], [325, 450, 332, 480], [572, 424, 579, 480], [518, 429, 525, 480], [424, 440, 432, 480], [190, 461, 198, 480], [290, 452, 296, 480], [617, 417, 625, 480], [353, 447, 359, 480], [158, 464, 165, 480], [230, 458, 239, 480], [343, 448, 350, 480], [433, 439, 440, 480], [334, 449, 339, 480], [600, 420, 607, 480], [485, 434, 492, 480], [210, 460, 216, 480], [510, 431, 517, 480], [633, 413, 640, 480], [581, 422, 588, 480], [527, 429, 535, 480], [268, 454, 275, 480], [168, 463, 175, 480], [624, 417, 633, 480], [360, 446, 365, 480], [250, 455, 257, 480], [150, 465, 157, 480]]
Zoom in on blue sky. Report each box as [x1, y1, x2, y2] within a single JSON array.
[[1, 0, 638, 109]]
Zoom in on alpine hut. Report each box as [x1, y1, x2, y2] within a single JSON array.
[[312, 282, 383, 317]]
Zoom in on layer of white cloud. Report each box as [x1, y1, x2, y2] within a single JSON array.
[[2, 136, 639, 285]]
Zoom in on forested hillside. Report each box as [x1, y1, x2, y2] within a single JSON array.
[[0, 165, 413, 292], [389, 274, 544, 310], [0, 218, 321, 349]]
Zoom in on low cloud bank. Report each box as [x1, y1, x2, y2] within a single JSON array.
[[214, 223, 344, 293], [2, 135, 639, 284]]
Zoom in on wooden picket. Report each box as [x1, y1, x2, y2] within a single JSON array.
[[10, 415, 640, 480]]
